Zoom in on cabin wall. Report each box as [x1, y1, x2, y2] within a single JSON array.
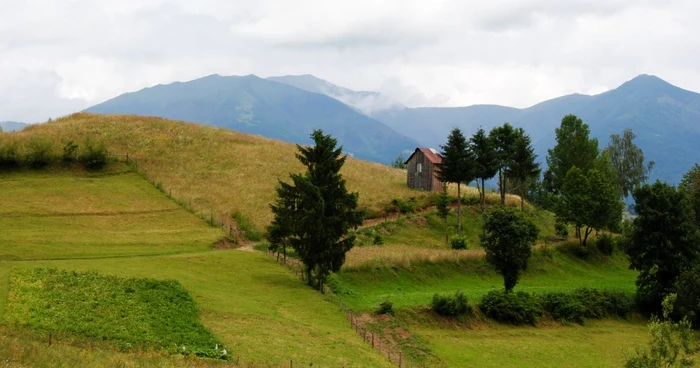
[[407, 151, 440, 191]]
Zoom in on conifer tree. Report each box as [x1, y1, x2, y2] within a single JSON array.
[[268, 130, 363, 290], [437, 128, 474, 234], [490, 123, 517, 205], [470, 127, 498, 212], [505, 129, 540, 211]]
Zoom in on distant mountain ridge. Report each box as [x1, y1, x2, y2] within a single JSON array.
[[372, 74, 700, 184], [85, 74, 418, 164], [0, 121, 28, 132], [267, 75, 404, 115]]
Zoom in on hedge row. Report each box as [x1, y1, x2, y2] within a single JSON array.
[[0, 137, 109, 169]]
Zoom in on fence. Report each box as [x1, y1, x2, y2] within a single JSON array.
[[113, 153, 242, 244], [113, 153, 411, 367]]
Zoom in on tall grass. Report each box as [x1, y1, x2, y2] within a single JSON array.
[[11, 113, 436, 233]]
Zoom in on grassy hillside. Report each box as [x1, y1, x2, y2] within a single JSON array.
[[334, 244, 637, 311], [0, 167, 392, 367], [0, 166, 223, 260], [9, 113, 432, 235]]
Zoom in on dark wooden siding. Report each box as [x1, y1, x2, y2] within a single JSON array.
[[406, 150, 441, 191]]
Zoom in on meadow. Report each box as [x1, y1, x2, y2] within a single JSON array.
[[6, 113, 435, 234], [0, 165, 391, 367], [0, 116, 655, 367]]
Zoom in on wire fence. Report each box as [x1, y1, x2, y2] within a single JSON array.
[[113, 153, 242, 244], [112, 153, 412, 367]]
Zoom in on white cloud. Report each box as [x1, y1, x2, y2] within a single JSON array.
[[1, 0, 700, 121]]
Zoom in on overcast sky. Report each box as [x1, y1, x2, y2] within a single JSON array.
[[2, 0, 700, 123]]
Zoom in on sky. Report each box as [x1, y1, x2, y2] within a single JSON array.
[[2, 0, 700, 123]]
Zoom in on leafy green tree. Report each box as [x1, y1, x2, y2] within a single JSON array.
[[505, 129, 540, 211], [556, 167, 623, 246], [625, 294, 698, 368], [546, 114, 599, 194], [604, 128, 655, 198], [673, 263, 700, 328], [481, 207, 539, 292], [680, 164, 700, 224], [391, 154, 407, 169], [627, 181, 700, 314], [490, 123, 517, 205], [470, 127, 498, 212], [437, 128, 475, 234], [268, 130, 364, 290], [435, 188, 451, 245]]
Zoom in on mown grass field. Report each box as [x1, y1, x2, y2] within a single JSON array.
[[334, 244, 637, 311], [410, 317, 648, 368], [0, 167, 223, 260], [0, 166, 391, 367], [6, 113, 437, 233]]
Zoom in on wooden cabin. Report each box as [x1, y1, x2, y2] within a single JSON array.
[[405, 148, 443, 191]]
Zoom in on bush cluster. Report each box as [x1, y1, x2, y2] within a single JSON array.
[[595, 234, 615, 255], [431, 291, 471, 316], [450, 235, 468, 250], [479, 288, 634, 325], [0, 136, 110, 170], [480, 290, 543, 325], [376, 300, 395, 315]]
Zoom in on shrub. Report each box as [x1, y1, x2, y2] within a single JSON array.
[[0, 137, 20, 167], [62, 141, 79, 162], [538, 292, 586, 324], [596, 234, 615, 255], [373, 234, 384, 245], [431, 291, 471, 316], [376, 300, 395, 315], [450, 235, 468, 250], [673, 263, 700, 327], [554, 220, 569, 239], [461, 195, 480, 206], [573, 288, 634, 318], [480, 290, 543, 325], [80, 137, 109, 170], [25, 138, 54, 168], [395, 198, 417, 214]]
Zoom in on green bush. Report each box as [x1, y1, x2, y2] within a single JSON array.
[[538, 292, 586, 324], [394, 197, 417, 214], [480, 290, 543, 325], [373, 234, 384, 245], [0, 138, 20, 167], [62, 141, 79, 162], [24, 138, 54, 168], [573, 288, 634, 318], [431, 291, 471, 316], [80, 137, 109, 170], [555, 220, 569, 238], [461, 196, 480, 206], [450, 235, 468, 250], [596, 234, 615, 255], [376, 300, 395, 316]]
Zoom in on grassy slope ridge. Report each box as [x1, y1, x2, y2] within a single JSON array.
[[0, 167, 391, 367], [11, 113, 430, 233], [0, 167, 223, 260], [335, 244, 637, 311]]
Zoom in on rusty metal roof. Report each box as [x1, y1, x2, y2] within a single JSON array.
[[405, 147, 442, 165]]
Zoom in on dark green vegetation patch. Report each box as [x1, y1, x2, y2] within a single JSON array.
[[3, 268, 227, 359]]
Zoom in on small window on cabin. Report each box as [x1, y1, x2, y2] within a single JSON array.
[[417, 163, 422, 173]]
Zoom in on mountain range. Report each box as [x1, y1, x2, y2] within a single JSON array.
[[86, 74, 418, 163], [86, 73, 700, 184], [0, 121, 27, 132]]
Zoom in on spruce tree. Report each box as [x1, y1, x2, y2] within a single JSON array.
[[437, 128, 474, 234], [490, 123, 517, 205], [470, 128, 498, 212], [268, 130, 363, 290], [505, 129, 540, 211]]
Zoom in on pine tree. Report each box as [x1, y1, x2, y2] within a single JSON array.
[[267, 130, 364, 290], [437, 128, 474, 234], [470, 128, 498, 212], [505, 129, 540, 211], [490, 123, 517, 205]]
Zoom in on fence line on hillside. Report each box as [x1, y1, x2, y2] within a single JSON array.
[[112, 153, 242, 244], [265, 250, 409, 368]]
